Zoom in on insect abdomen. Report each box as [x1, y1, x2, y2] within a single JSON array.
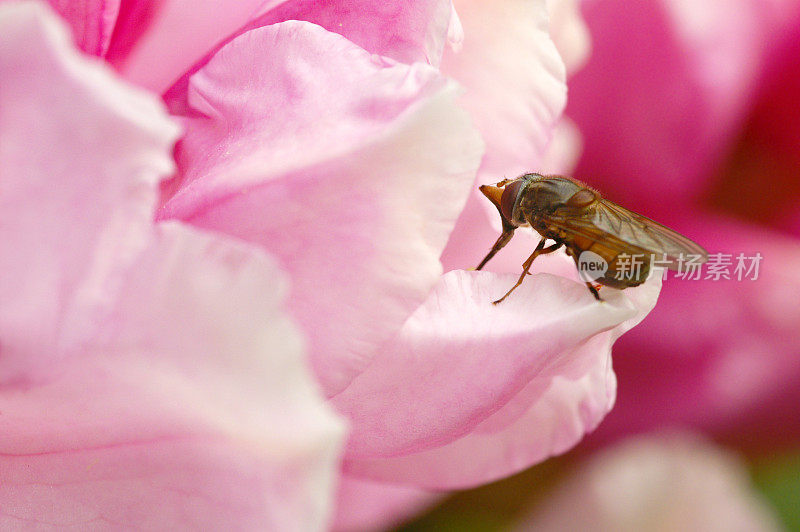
[[567, 236, 651, 289]]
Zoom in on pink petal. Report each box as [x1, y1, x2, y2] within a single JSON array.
[[331, 475, 439, 532], [568, 0, 800, 220], [515, 433, 782, 532], [160, 0, 459, 107], [250, 0, 456, 66], [538, 118, 583, 175], [1, 6, 344, 528], [13, 0, 122, 56], [109, 0, 285, 92], [341, 335, 616, 490], [441, 0, 567, 179], [588, 214, 800, 450], [439, 0, 572, 274], [1, 224, 346, 530], [332, 269, 661, 488], [159, 21, 484, 396], [103, 0, 165, 64], [0, 1, 179, 383], [706, 18, 800, 234], [547, 0, 591, 75]]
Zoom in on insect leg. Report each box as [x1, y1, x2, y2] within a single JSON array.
[[476, 228, 516, 270], [584, 282, 602, 301], [566, 248, 604, 301], [493, 240, 562, 305]]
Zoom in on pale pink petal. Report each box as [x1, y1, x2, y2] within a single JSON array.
[[515, 433, 782, 532], [568, 0, 800, 220], [442, 0, 567, 179], [588, 215, 800, 450], [332, 268, 638, 458], [439, 0, 570, 275], [160, 0, 459, 106], [109, 0, 286, 92], [446, 2, 464, 52], [0, 1, 179, 382], [159, 21, 484, 396], [251, 0, 456, 66], [331, 475, 439, 532], [1, 5, 344, 527], [341, 335, 615, 490], [337, 271, 660, 488], [538, 118, 583, 175], [547, 0, 591, 74], [0, 224, 346, 530]]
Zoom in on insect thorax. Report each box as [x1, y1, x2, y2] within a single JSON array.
[[516, 176, 587, 224]]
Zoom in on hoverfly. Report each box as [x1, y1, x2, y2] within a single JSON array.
[[477, 173, 708, 304]]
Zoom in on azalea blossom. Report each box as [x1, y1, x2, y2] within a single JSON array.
[[1, 0, 666, 529]]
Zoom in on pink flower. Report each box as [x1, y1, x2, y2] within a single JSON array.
[[516, 433, 782, 532], [2, 0, 666, 528], [561, 0, 800, 451], [0, 3, 344, 529]]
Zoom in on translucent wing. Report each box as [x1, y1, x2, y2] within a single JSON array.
[[547, 198, 708, 270]]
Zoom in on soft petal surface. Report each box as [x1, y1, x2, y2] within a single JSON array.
[[515, 433, 782, 532], [160, 0, 459, 105], [250, 0, 455, 67], [442, 0, 566, 180], [1, 224, 346, 530], [568, 0, 800, 219], [547, 0, 591, 75], [109, 0, 285, 92], [439, 0, 571, 271], [160, 21, 484, 396], [537, 118, 583, 175], [0, 0, 178, 382], [1, 6, 345, 528], [334, 268, 660, 489], [332, 475, 439, 532]]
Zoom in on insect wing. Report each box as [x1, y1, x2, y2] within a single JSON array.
[[548, 199, 708, 270]]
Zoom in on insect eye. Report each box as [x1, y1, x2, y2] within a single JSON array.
[[500, 179, 525, 220], [566, 188, 597, 208]]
